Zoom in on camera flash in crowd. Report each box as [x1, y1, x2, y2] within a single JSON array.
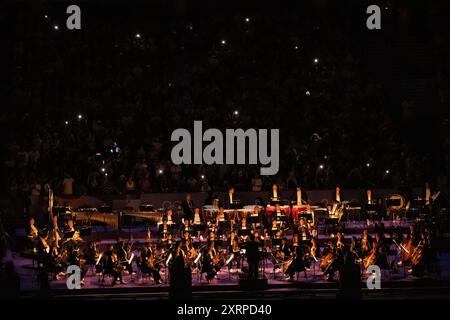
[[53, 25, 59, 30], [77, 114, 83, 120], [313, 58, 319, 64], [319, 164, 324, 170], [385, 169, 390, 174], [64, 120, 69, 125]]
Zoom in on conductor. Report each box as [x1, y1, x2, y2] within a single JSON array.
[[246, 234, 260, 279]]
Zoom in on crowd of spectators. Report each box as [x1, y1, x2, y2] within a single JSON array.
[[2, 1, 449, 201]]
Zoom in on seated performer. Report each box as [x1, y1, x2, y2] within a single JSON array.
[[285, 234, 307, 280], [139, 242, 162, 284], [101, 244, 125, 285], [201, 241, 222, 282], [68, 243, 88, 285], [165, 209, 175, 225], [158, 219, 172, 241], [27, 217, 39, 251], [114, 240, 133, 274], [269, 184, 281, 201]]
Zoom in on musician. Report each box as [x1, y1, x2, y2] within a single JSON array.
[[138, 242, 162, 284], [360, 229, 373, 258], [217, 206, 226, 223], [181, 194, 195, 221], [292, 186, 308, 206], [68, 243, 88, 285], [202, 241, 221, 282], [362, 188, 380, 220], [269, 184, 281, 202], [102, 244, 125, 285], [373, 232, 389, 269], [27, 217, 39, 251], [169, 240, 191, 299], [165, 209, 175, 225], [180, 218, 193, 237], [193, 207, 203, 225], [321, 241, 340, 281], [285, 234, 307, 281], [331, 186, 344, 203], [37, 230, 51, 266], [158, 219, 171, 241], [48, 214, 63, 247], [336, 231, 346, 252], [84, 241, 101, 272], [246, 234, 260, 279], [182, 231, 196, 260], [338, 250, 362, 299], [223, 187, 237, 209], [50, 240, 66, 280], [115, 240, 133, 274], [226, 231, 241, 270]]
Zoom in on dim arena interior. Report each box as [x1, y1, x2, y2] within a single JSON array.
[[0, 0, 449, 301]]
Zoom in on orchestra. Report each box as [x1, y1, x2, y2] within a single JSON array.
[[25, 183, 440, 288]]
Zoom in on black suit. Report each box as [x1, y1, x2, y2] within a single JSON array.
[[246, 240, 260, 279]]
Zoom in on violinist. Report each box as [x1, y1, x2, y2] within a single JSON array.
[[202, 241, 219, 282], [68, 243, 87, 285], [50, 240, 66, 280], [227, 231, 240, 270], [182, 231, 196, 261], [115, 240, 133, 275], [102, 244, 125, 285]]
